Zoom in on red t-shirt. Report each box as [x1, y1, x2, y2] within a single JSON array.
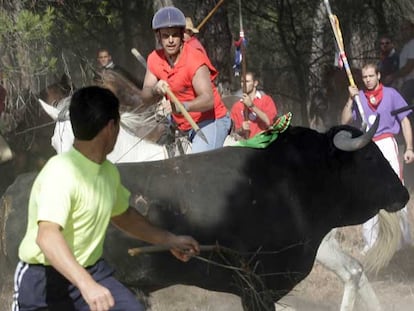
[[230, 91, 278, 138], [147, 44, 227, 131], [185, 37, 207, 56]]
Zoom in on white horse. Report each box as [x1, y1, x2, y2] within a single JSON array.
[[40, 97, 190, 163]]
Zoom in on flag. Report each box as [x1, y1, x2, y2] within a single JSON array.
[[233, 36, 247, 76]]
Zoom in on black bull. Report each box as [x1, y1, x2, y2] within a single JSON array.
[[0, 124, 409, 310]]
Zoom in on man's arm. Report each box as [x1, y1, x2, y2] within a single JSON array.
[[185, 65, 214, 112], [242, 94, 276, 127], [341, 98, 354, 124], [394, 59, 414, 80], [141, 68, 164, 105], [341, 85, 359, 124], [111, 207, 199, 261], [401, 116, 414, 164], [36, 221, 115, 310]]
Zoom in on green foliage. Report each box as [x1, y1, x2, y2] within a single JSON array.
[[0, 6, 57, 78]]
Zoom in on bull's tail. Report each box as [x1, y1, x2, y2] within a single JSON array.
[[363, 210, 401, 274]]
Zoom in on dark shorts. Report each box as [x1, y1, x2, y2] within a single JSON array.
[[13, 259, 145, 311]]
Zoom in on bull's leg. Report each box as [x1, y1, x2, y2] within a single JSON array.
[[316, 229, 382, 311]]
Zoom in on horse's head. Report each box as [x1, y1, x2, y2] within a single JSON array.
[[95, 69, 146, 113], [39, 74, 75, 107]]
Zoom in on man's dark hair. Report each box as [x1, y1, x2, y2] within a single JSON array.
[[70, 86, 120, 140], [97, 48, 111, 56], [246, 71, 257, 82]]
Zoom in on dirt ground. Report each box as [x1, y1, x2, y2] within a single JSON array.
[[148, 200, 414, 311], [148, 246, 414, 311]]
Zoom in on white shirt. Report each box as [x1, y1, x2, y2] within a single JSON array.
[[399, 38, 414, 82]]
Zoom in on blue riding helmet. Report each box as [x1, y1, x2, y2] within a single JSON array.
[[152, 6, 186, 30]]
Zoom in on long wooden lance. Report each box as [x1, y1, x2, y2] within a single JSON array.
[[131, 48, 147, 69], [196, 0, 226, 31], [162, 84, 209, 144], [324, 0, 367, 130], [238, 0, 250, 139]]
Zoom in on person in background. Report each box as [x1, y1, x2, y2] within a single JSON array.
[[341, 63, 413, 253], [142, 6, 230, 153], [96, 48, 116, 70], [230, 71, 277, 139], [13, 86, 199, 311], [183, 17, 207, 55], [377, 34, 399, 85], [94, 48, 142, 88], [383, 21, 414, 104]]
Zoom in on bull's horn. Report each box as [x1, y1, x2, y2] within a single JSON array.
[[333, 115, 380, 151]]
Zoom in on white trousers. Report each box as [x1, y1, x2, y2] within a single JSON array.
[[362, 136, 412, 249]]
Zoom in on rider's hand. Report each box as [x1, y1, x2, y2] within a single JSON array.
[[152, 80, 169, 97]]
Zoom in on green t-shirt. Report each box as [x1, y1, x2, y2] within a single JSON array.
[[18, 148, 130, 267]]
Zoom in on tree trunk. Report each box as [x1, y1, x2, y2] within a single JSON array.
[[307, 0, 328, 129]]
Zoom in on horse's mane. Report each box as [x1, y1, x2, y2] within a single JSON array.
[[97, 69, 170, 144]]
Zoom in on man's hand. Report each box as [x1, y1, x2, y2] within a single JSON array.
[[78, 279, 115, 311], [152, 80, 169, 96], [348, 85, 359, 98], [167, 235, 200, 262], [404, 149, 414, 164], [241, 120, 250, 131], [241, 93, 253, 108]]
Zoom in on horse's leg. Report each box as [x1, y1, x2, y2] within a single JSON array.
[[316, 229, 381, 311], [356, 273, 382, 311]]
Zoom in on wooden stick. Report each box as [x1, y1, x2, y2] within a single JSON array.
[[238, 0, 250, 139], [162, 85, 209, 144], [324, 0, 367, 130], [240, 37, 250, 139], [128, 244, 218, 256], [131, 48, 147, 69], [196, 0, 226, 31]]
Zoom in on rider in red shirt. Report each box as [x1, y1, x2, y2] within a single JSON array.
[[142, 6, 230, 153]]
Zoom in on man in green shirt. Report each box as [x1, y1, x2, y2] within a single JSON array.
[[13, 86, 199, 311]]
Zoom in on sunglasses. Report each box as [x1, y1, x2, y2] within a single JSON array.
[[380, 41, 391, 45]]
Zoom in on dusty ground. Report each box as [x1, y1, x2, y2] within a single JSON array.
[[148, 200, 414, 311], [148, 246, 414, 311]]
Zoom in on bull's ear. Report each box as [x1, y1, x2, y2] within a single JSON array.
[[333, 115, 379, 151]]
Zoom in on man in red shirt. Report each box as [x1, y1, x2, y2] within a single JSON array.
[[142, 6, 230, 153], [230, 71, 278, 139], [183, 17, 207, 56]]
